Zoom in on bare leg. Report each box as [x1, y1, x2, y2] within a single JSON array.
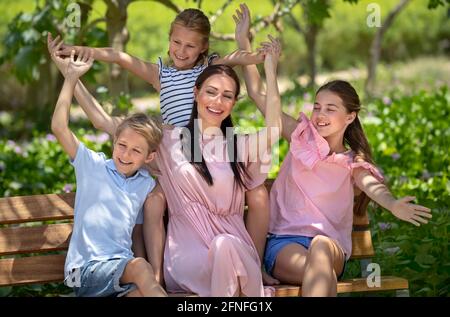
[[120, 257, 167, 297], [301, 235, 345, 297], [272, 243, 309, 286]]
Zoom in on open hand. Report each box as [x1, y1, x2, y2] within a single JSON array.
[[233, 3, 251, 45], [47, 33, 70, 75], [65, 49, 94, 81], [391, 196, 432, 226], [259, 35, 281, 73]]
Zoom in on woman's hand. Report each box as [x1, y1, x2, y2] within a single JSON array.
[[260, 35, 281, 74]]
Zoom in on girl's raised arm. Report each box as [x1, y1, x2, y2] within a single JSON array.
[[233, 5, 298, 142], [49, 33, 160, 91]]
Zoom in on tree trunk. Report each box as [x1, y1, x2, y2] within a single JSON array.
[[304, 23, 319, 89], [104, 0, 131, 109], [365, 0, 410, 97]]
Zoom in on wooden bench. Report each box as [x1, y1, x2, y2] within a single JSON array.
[[0, 180, 409, 296]]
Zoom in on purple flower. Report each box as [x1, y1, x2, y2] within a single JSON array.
[[378, 222, 392, 231], [391, 153, 400, 160], [46, 134, 57, 142], [14, 146, 22, 155], [399, 175, 408, 184], [382, 96, 392, 105], [63, 184, 74, 193], [84, 134, 97, 143], [7, 140, 16, 147], [303, 103, 313, 112], [97, 133, 110, 144], [385, 247, 400, 255], [422, 170, 431, 180]]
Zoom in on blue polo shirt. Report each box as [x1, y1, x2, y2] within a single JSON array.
[[64, 143, 155, 279]]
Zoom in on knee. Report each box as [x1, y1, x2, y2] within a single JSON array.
[[210, 234, 240, 258], [126, 257, 154, 278], [246, 185, 269, 205], [309, 235, 334, 254]]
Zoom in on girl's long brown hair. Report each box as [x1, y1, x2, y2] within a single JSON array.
[[317, 80, 378, 215]]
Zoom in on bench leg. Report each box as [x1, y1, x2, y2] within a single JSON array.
[[395, 289, 410, 297], [359, 259, 372, 278]]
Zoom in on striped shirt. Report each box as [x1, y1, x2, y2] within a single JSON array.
[[158, 55, 217, 127]]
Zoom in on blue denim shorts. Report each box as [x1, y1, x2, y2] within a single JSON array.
[[71, 257, 137, 297], [264, 234, 314, 276], [264, 234, 347, 279]]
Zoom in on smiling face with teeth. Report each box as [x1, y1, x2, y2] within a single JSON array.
[[194, 74, 237, 132], [311, 89, 356, 152], [112, 127, 155, 177], [168, 24, 208, 70]]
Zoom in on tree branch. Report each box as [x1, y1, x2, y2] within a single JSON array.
[[138, 0, 182, 13], [209, 0, 234, 26]]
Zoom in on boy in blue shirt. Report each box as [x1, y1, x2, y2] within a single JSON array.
[[50, 49, 166, 297]]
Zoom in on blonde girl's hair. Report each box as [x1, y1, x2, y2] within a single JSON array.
[[114, 113, 163, 154], [169, 8, 211, 65], [317, 80, 379, 216]]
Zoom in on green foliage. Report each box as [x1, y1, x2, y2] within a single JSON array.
[[361, 87, 450, 296], [0, 0, 107, 83], [0, 129, 111, 197]]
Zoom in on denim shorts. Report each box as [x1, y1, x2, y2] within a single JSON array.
[[264, 234, 346, 279], [70, 257, 137, 297]]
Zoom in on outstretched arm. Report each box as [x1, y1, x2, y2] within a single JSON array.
[[212, 49, 264, 67], [353, 167, 432, 226], [48, 33, 122, 136], [51, 51, 93, 160], [233, 4, 298, 142], [49, 33, 160, 91]]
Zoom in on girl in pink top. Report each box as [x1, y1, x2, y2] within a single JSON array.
[[51, 36, 283, 296], [238, 13, 431, 295]]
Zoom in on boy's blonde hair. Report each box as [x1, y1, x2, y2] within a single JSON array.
[[114, 113, 163, 154]]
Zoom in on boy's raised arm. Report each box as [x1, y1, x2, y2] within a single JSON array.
[[51, 51, 93, 160], [48, 33, 122, 136]]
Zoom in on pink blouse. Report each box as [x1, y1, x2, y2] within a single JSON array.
[[269, 113, 384, 258]]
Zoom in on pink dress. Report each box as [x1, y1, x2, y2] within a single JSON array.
[[269, 113, 384, 258], [153, 127, 269, 296]]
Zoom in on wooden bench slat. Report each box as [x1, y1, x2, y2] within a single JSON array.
[[0, 254, 66, 286], [0, 193, 75, 224], [350, 230, 375, 259], [274, 276, 408, 296], [0, 223, 72, 256]]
